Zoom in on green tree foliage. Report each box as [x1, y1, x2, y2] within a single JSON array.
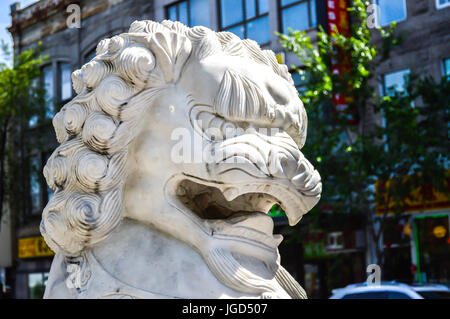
[[0, 42, 47, 225], [278, 0, 449, 266]]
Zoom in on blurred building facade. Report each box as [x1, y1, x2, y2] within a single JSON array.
[[0, 0, 448, 299], [366, 0, 450, 291]]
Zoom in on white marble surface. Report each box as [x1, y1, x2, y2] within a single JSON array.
[[41, 20, 321, 299]]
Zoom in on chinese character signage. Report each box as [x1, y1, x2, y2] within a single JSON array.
[[18, 236, 55, 258], [375, 173, 450, 215], [326, 0, 357, 124], [326, 0, 350, 35]]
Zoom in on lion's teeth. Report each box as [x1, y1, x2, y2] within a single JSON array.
[[226, 212, 273, 235], [223, 187, 239, 201]]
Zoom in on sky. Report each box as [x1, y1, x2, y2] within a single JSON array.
[[0, 0, 39, 66]]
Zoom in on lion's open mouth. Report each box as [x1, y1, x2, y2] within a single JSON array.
[[168, 132, 321, 252], [176, 179, 277, 233], [176, 179, 277, 220], [174, 177, 309, 249]]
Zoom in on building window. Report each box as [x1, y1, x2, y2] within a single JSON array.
[[436, 0, 450, 9], [28, 272, 49, 299], [167, 0, 211, 27], [291, 69, 309, 92], [42, 65, 54, 119], [28, 78, 40, 127], [280, 0, 317, 34], [30, 156, 41, 215], [47, 186, 54, 204], [168, 1, 188, 25], [41, 62, 72, 120], [381, 69, 410, 97], [375, 0, 407, 27], [30, 152, 54, 214], [380, 69, 410, 150], [442, 58, 450, 78], [219, 0, 271, 45], [59, 62, 72, 102], [85, 49, 96, 63]]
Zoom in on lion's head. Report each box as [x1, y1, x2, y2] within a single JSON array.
[[41, 20, 321, 298]]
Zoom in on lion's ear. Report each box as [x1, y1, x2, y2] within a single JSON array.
[[149, 30, 192, 83]]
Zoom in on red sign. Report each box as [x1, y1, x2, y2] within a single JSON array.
[[326, 0, 351, 36], [326, 0, 357, 124]]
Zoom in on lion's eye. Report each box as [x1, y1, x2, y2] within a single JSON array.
[[190, 105, 238, 142]]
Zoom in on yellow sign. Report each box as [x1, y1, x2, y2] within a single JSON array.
[[376, 172, 450, 215], [18, 236, 54, 258], [433, 226, 447, 238]]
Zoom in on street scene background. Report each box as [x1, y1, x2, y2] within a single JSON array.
[[0, 0, 449, 299]]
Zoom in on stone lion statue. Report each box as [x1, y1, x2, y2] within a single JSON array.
[[41, 20, 322, 299]]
